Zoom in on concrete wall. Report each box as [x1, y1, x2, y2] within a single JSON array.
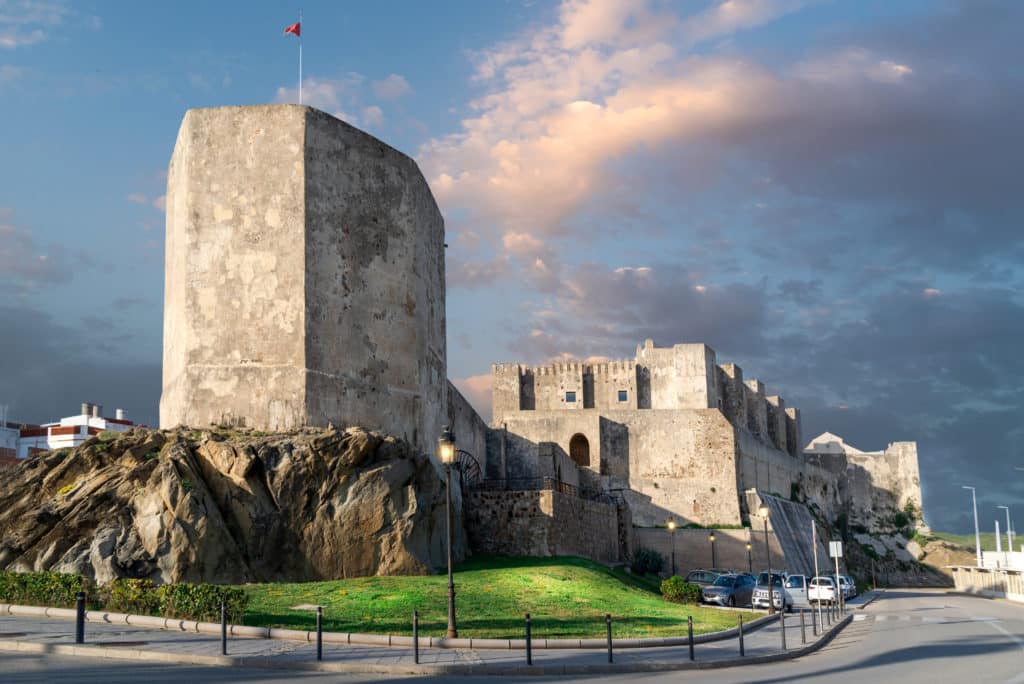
[[632, 527, 785, 577], [951, 566, 1024, 604], [160, 105, 447, 456], [466, 489, 620, 563]]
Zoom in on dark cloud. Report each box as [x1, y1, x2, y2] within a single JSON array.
[[0, 305, 160, 427]]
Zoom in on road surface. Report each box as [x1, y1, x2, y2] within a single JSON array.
[[2, 589, 1022, 683]]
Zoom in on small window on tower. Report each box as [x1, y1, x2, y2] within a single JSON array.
[[618, 390, 628, 402], [565, 391, 577, 403]]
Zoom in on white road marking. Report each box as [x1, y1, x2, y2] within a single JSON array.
[[852, 614, 867, 622]]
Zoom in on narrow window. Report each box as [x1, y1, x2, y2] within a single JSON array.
[[618, 390, 628, 402], [565, 391, 577, 403]]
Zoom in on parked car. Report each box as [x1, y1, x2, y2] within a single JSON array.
[[808, 576, 837, 604], [685, 569, 722, 588], [841, 575, 858, 598], [701, 573, 756, 608], [784, 574, 809, 607], [752, 572, 792, 612]]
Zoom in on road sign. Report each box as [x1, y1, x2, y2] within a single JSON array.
[[829, 541, 843, 558]]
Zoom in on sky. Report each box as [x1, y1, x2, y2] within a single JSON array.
[[1, 0, 1022, 534]]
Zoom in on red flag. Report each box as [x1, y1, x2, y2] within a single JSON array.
[[284, 22, 301, 37]]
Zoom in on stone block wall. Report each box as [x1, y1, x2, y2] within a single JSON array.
[[632, 527, 786, 577], [466, 489, 620, 563]]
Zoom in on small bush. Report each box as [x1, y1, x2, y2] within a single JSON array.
[[57, 482, 77, 497], [0, 572, 247, 623], [101, 578, 161, 615], [631, 547, 665, 575], [98, 430, 120, 442], [158, 583, 247, 623], [661, 576, 702, 604], [0, 571, 87, 608]]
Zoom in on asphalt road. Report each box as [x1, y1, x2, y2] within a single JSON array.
[[3, 589, 1022, 683]]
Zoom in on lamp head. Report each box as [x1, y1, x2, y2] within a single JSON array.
[[666, 519, 676, 531], [709, 532, 715, 542], [436, 426, 456, 464], [757, 503, 770, 520], [746, 542, 752, 551]]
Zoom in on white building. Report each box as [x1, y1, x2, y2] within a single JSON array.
[[8, 403, 138, 460]]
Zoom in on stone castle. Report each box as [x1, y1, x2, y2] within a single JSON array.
[[160, 105, 924, 578]]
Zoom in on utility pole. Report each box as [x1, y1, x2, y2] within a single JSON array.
[[963, 486, 982, 566]]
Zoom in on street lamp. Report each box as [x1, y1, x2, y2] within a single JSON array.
[[437, 426, 458, 638], [746, 542, 752, 574], [709, 532, 717, 569], [667, 519, 677, 576], [963, 485, 982, 566], [997, 505, 1013, 557], [758, 503, 774, 614]]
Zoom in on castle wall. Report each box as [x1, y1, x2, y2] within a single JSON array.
[[717, 364, 748, 428], [447, 381, 489, 477], [633, 527, 786, 577], [500, 412, 601, 483], [466, 489, 621, 563], [785, 408, 802, 458], [161, 105, 447, 456], [743, 380, 769, 438], [636, 342, 719, 410], [589, 361, 639, 410], [492, 364, 522, 415], [766, 396, 788, 453]]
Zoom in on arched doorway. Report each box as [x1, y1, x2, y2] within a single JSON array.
[[569, 433, 590, 468]]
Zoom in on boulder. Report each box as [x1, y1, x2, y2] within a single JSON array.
[[0, 426, 467, 583]]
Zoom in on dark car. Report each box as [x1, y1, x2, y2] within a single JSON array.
[[701, 573, 756, 608], [684, 569, 722, 588]]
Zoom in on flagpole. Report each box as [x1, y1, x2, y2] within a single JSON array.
[[298, 10, 303, 105]]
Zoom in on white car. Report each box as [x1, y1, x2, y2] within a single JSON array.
[[841, 574, 858, 598], [808, 576, 837, 604]]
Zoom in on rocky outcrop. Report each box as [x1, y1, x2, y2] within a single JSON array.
[[0, 427, 466, 584]]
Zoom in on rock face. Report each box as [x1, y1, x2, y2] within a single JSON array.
[[0, 427, 466, 584]]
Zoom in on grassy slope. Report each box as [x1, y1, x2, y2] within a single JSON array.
[[244, 556, 750, 638], [929, 531, 1012, 552]]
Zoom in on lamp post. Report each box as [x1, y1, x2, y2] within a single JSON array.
[[746, 542, 752, 574], [758, 503, 774, 614], [997, 505, 1013, 559], [667, 519, 677, 576], [963, 486, 982, 567], [437, 426, 458, 638], [709, 532, 717, 569]]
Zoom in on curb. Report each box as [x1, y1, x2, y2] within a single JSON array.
[[0, 603, 775, 651], [855, 590, 884, 610], [0, 615, 853, 676]]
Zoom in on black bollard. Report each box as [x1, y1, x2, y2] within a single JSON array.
[[413, 610, 419, 665], [526, 613, 532, 666], [738, 614, 744, 657], [606, 614, 613, 664], [75, 591, 85, 644], [316, 606, 323, 661], [800, 609, 806, 644], [779, 608, 787, 650], [220, 601, 227, 656], [687, 616, 694, 661], [812, 604, 818, 636]]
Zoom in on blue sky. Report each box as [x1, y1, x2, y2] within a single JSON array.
[[2, 0, 1023, 533]]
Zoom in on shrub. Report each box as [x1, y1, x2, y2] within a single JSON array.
[[158, 583, 248, 623], [0, 572, 247, 623], [661, 576, 701, 604], [0, 571, 87, 608], [101, 578, 161, 615], [98, 430, 120, 442], [631, 547, 665, 576]]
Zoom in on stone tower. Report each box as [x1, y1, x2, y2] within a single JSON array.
[[160, 105, 447, 454]]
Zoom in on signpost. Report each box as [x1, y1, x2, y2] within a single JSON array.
[[813, 523, 823, 627], [830, 541, 844, 614]]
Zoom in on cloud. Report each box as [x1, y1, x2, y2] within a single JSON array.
[[152, 195, 166, 212], [372, 73, 411, 100], [0, 304, 160, 427], [0, 0, 73, 48], [126, 193, 147, 204], [0, 63, 20, 83], [274, 73, 364, 121], [680, 0, 814, 45], [0, 212, 73, 289], [452, 374, 493, 423], [361, 105, 384, 128]]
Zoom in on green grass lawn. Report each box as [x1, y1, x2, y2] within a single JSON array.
[[243, 556, 754, 639], [929, 531, 1013, 552]]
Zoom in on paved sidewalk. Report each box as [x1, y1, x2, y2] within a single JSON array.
[[0, 606, 854, 675]]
